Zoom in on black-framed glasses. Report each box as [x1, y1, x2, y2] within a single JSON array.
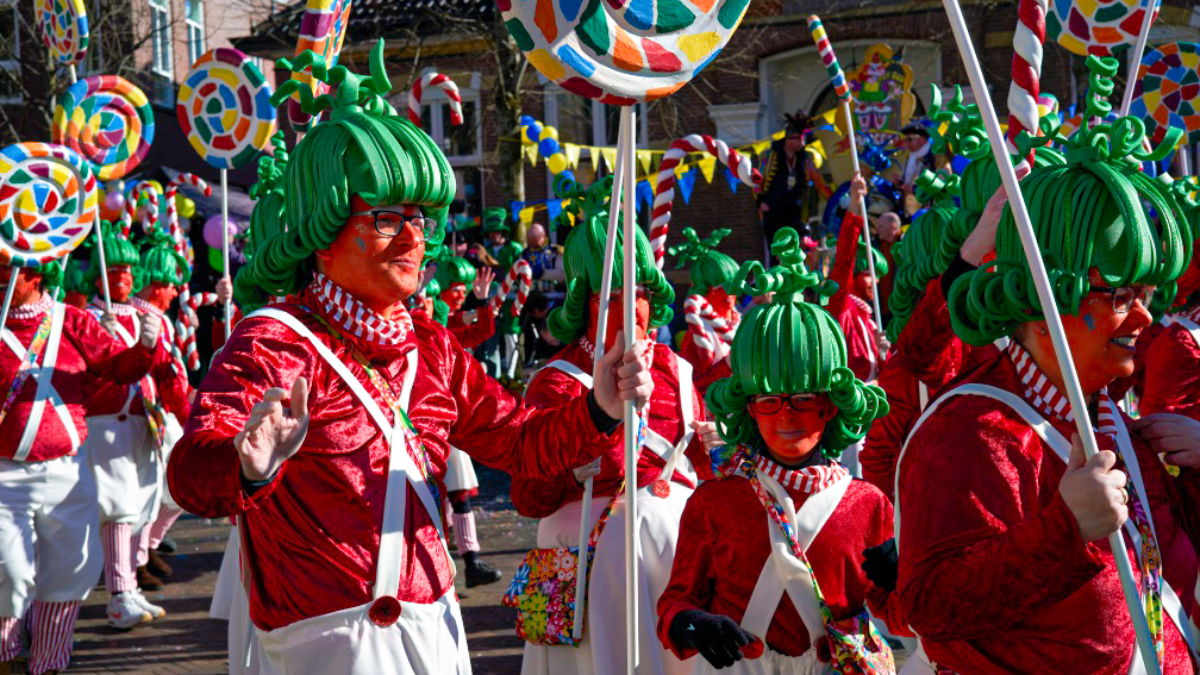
[[349, 210, 438, 241], [1090, 285, 1155, 313], [749, 394, 821, 415]]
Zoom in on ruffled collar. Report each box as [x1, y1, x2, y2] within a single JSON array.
[[7, 294, 53, 322], [89, 297, 137, 316], [128, 296, 164, 317], [308, 272, 413, 347]]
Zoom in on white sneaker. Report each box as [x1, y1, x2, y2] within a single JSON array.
[[131, 590, 166, 619], [107, 592, 152, 630]]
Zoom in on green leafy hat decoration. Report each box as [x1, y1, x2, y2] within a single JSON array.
[[854, 239, 888, 277], [234, 40, 455, 309], [545, 176, 675, 343], [668, 227, 738, 296], [948, 55, 1192, 346], [483, 207, 510, 233], [706, 227, 889, 458], [134, 228, 189, 292], [886, 170, 960, 341]]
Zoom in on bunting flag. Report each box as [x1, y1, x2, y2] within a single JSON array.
[[546, 199, 563, 222], [563, 143, 582, 169], [637, 150, 654, 175], [523, 143, 539, 165], [724, 167, 741, 194], [511, 201, 525, 223], [678, 169, 697, 204], [699, 156, 718, 183], [752, 140, 771, 156], [519, 206, 535, 224], [599, 148, 617, 173], [636, 180, 655, 213]]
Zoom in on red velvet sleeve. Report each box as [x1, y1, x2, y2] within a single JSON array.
[[1139, 326, 1200, 419], [825, 211, 863, 318], [66, 308, 154, 386], [684, 385, 716, 482], [862, 492, 911, 636], [656, 485, 718, 661], [153, 342, 191, 420], [508, 368, 592, 518], [861, 359, 919, 498], [897, 398, 1106, 640], [894, 279, 961, 387], [447, 308, 496, 351]]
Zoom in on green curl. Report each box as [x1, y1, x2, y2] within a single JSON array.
[[668, 227, 738, 296], [433, 252, 477, 290], [706, 228, 888, 458], [134, 229, 189, 292], [81, 221, 139, 286], [887, 172, 960, 341]]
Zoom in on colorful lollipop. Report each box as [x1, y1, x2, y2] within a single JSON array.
[[177, 48, 277, 170], [52, 75, 154, 181], [808, 16, 850, 101], [1047, 0, 1160, 57], [0, 142, 98, 268], [499, 0, 751, 105], [1131, 42, 1200, 145], [287, 0, 353, 130], [36, 0, 89, 66]]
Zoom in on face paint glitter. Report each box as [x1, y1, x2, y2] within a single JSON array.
[[1083, 313, 1095, 331]]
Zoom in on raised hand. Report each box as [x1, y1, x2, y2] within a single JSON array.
[[848, 173, 867, 216], [593, 331, 654, 420], [473, 267, 496, 301], [139, 311, 162, 349], [572, 457, 602, 486], [1059, 433, 1128, 542], [216, 276, 234, 305], [691, 420, 724, 451], [234, 377, 310, 482], [960, 163, 1031, 266]]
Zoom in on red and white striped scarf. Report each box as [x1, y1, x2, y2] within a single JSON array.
[[849, 294, 875, 324], [309, 273, 413, 347], [89, 297, 137, 317], [1006, 340, 1120, 433], [1172, 304, 1200, 326], [8, 294, 53, 321], [753, 453, 848, 495]]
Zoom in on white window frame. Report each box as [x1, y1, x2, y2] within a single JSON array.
[[186, 0, 205, 65], [418, 71, 483, 166], [0, 0, 20, 105], [149, 0, 174, 104], [544, 87, 648, 173]]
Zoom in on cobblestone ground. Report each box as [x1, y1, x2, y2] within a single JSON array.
[[57, 466, 535, 675]]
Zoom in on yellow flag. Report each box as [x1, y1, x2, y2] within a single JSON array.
[[674, 162, 689, 179], [699, 156, 718, 184], [637, 150, 654, 175], [523, 143, 539, 165], [519, 206, 536, 224], [752, 141, 771, 157], [563, 143, 582, 169], [600, 148, 617, 173]]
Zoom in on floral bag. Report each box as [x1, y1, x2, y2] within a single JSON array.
[[501, 488, 621, 647]]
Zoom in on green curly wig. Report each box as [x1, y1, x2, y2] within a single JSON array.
[[134, 229, 189, 292], [546, 176, 674, 343], [433, 253, 477, 291], [483, 207, 510, 233], [949, 56, 1191, 346], [854, 240, 888, 277], [885, 170, 960, 341], [706, 228, 889, 458], [82, 221, 139, 286], [669, 227, 739, 296], [234, 41, 455, 309]]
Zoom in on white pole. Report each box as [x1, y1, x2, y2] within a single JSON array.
[[0, 267, 19, 335], [620, 103, 639, 675], [95, 217, 112, 310], [939, 0, 1159, 670], [1119, 0, 1157, 118], [841, 100, 884, 330], [575, 112, 630, 642], [67, 64, 77, 85], [221, 169, 232, 339], [1180, 145, 1190, 176]]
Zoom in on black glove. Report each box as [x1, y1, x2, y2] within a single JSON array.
[[862, 537, 899, 592], [668, 609, 755, 669]]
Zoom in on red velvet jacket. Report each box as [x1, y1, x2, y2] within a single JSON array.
[[1140, 319, 1200, 419], [679, 330, 732, 398], [826, 211, 879, 382], [84, 304, 189, 420], [898, 351, 1199, 674], [446, 307, 495, 351], [656, 474, 907, 659], [1, 301, 154, 462], [168, 294, 615, 631], [510, 341, 710, 518]]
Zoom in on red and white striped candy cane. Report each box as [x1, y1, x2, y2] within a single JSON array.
[[165, 173, 212, 243], [178, 292, 219, 371], [166, 173, 212, 369], [1006, 0, 1047, 166], [120, 181, 160, 236], [651, 135, 762, 269], [407, 70, 463, 127], [490, 260, 532, 317], [683, 294, 737, 363]]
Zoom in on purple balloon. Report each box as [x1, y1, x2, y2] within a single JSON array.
[[105, 191, 124, 213], [203, 215, 237, 249]]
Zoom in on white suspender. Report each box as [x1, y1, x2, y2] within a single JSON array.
[[6, 303, 77, 460]]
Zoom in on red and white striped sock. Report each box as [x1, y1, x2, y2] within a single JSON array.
[[452, 512, 480, 554], [148, 506, 184, 550], [102, 523, 136, 593], [29, 600, 79, 674], [0, 616, 20, 663], [135, 526, 152, 568]]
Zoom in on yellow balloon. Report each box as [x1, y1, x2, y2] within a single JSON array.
[[144, 179, 164, 195], [539, 126, 559, 141], [547, 154, 567, 175], [177, 196, 196, 219]]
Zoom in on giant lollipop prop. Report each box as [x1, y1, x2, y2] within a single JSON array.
[[0, 142, 98, 326], [808, 15, 884, 331], [938, 0, 1160, 669], [489, 259, 532, 318], [407, 69, 463, 127], [650, 134, 761, 269], [36, 0, 89, 81], [1131, 42, 1200, 146], [178, 47, 276, 339], [1047, 0, 1159, 58], [287, 0, 352, 132]]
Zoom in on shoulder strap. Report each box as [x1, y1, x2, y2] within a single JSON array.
[[535, 358, 593, 389], [14, 303, 68, 461], [112, 315, 136, 348]]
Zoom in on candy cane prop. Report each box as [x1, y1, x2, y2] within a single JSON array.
[[122, 181, 160, 236], [650, 135, 762, 269], [809, 15, 884, 331], [938, 0, 1159, 669], [166, 173, 212, 370], [177, 291, 219, 371], [1006, 0, 1047, 164], [683, 294, 736, 363], [407, 69, 463, 127], [489, 259, 532, 317]]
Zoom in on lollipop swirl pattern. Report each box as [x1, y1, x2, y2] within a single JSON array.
[[288, 0, 353, 130], [0, 143, 98, 268], [1047, 0, 1160, 57], [36, 0, 89, 66], [1131, 42, 1200, 145], [177, 48, 277, 170], [500, 0, 752, 104], [52, 75, 154, 181]]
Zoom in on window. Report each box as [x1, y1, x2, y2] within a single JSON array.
[[149, 0, 174, 104], [78, 20, 104, 77], [545, 88, 649, 178], [0, 0, 19, 104], [186, 0, 205, 65], [414, 73, 482, 164]]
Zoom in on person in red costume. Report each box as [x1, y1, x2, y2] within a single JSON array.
[[657, 227, 902, 673], [671, 227, 742, 397], [896, 86, 1199, 674], [0, 258, 157, 675], [511, 176, 722, 675], [79, 223, 187, 630], [167, 49, 653, 675]]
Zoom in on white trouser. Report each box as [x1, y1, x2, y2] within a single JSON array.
[[444, 447, 479, 494], [839, 438, 864, 479], [211, 528, 261, 674], [85, 414, 161, 528], [158, 413, 183, 510], [521, 485, 694, 675], [0, 453, 101, 617], [257, 589, 470, 675], [694, 649, 828, 675]]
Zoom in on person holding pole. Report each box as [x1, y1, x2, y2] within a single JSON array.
[[509, 177, 721, 675], [167, 46, 652, 675], [895, 68, 1199, 672]]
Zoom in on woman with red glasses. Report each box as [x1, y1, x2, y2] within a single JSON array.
[[656, 227, 901, 673]]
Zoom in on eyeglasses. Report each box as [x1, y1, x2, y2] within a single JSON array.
[[749, 394, 822, 415], [349, 210, 438, 242], [1089, 285, 1155, 313]]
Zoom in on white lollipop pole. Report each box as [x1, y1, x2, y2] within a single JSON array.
[[939, 0, 1159, 671], [576, 115, 629, 642], [95, 218, 112, 310], [1119, 0, 1157, 118], [0, 267, 18, 335], [841, 100, 884, 332], [221, 168, 232, 340], [620, 103, 639, 675]]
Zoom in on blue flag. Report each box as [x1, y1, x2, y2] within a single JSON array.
[[678, 169, 697, 204]]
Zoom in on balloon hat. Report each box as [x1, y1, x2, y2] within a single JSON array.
[[134, 227, 189, 292], [669, 227, 738, 296]]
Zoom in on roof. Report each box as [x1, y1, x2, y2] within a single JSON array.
[[231, 0, 496, 57]]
